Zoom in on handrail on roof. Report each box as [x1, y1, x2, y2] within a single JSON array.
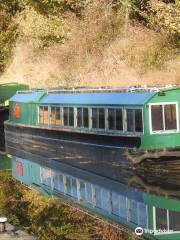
[[16, 85, 177, 94]]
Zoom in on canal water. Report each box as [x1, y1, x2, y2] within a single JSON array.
[[2, 151, 178, 240]]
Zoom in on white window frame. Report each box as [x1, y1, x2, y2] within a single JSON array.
[[125, 108, 144, 135], [76, 107, 90, 129], [62, 106, 75, 128], [149, 102, 179, 135], [38, 105, 50, 126], [50, 105, 61, 126], [91, 107, 106, 131], [107, 107, 124, 133]]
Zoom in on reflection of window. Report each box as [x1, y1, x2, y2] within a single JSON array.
[[129, 200, 138, 224], [92, 108, 105, 129], [63, 107, 74, 127], [54, 173, 64, 193], [80, 181, 86, 200], [151, 104, 177, 133], [126, 109, 143, 133], [108, 109, 123, 131], [85, 183, 92, 203], [71, 178, 77, 198], [155, 208, 168, 230], [128, 200, 147, 227], [138, 203, 147, 227], [169, 210, 180, 231], [101, 188, 111, 212], [51, 107, 61, 125], [112, 192, 119, 216], [155, 208, 180, 233], [77, 108, 89, 128], [66, 177, 71, 196], [95, 186, 101, 208], [39, 106, 49, 125], [41, 168, 52, 188]]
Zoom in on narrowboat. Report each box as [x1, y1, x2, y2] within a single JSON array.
[[12, 154, 180, 240], [0, 82, 29, 150], [5, 87, 180, 164]]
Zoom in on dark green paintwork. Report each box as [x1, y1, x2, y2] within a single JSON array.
[[9, 102, 38, 125], [141, 88, 180, 149], [0, 83, 29, 105]]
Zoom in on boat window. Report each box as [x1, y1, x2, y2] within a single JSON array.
[[99, 108, 105, 129], [108, 108, 123, 131], [151, 105, 164, 131], [164, 104, 177, 130], [92, 108, 105, 129], [77, 108, 89, 128], [135, 109, 143, 132], [151, 104, 177, 133], [69, 107, 74, 126], [63, 107, 68, 126], [116, 109, 123, 130], [39, 106, 44, 124], [126, 109, 134, 132], [169, 210, 180, 231], [92, 108, 98, 128], [83, 108, 89, 128], [50, 107, 61, 125], [77, 108, 82, 127], [126, 109, 143, 133], [108, 109, 115, 129], [63, 107, 74, 127], [39, 106, 49, 125]]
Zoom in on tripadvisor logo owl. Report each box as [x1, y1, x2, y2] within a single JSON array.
[[135, 227, 144, 236]]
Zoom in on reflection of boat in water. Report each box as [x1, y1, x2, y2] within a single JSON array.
[[5, 86, 180, 164], [12, 153, 180, 240]]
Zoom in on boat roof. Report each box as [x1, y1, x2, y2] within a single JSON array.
[[39, 92, 155, 106], [10, 91, 45, 103]]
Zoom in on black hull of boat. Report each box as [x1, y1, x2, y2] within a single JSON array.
[[5, 122, 180, 171], [5, 122, 138, 182], [0, 108, 9, 151]]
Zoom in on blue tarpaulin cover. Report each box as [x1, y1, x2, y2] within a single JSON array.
[[39, 92, 155, 106], [10, 91, 45, 103]]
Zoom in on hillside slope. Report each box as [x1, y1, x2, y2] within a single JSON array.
[[0, 0, 179, 88]]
